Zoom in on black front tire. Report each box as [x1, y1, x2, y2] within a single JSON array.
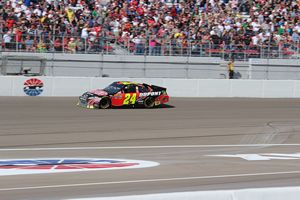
[[99, 97, 111, 109], [144, 97, 155, 108]]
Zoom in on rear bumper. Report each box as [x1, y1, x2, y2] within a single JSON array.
[[155, 95, 169, 105]]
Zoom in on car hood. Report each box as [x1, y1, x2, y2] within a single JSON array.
[[90, 89, 108, 96]]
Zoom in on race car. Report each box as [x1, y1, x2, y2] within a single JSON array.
[[78, 81, 169, 109]]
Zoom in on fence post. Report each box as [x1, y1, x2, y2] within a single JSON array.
[[16, 34, 18, 52], [199, 43, 202, 57], [106, 40, 108, 55], [52, 32, 55, 53], [62, 35, 65, 53], [169, 41, 172, 56], [99, 51, 103, 77], [297, 40, 299, 55], [188, 39, 191, 57], [222, 43, 225, 60], [127, 38, 130, 55], [266, 58, 269, 80], [244, 45, 247, 61], [143, 46, 147, 77], [0, 33, 2, 52], [248, 58, 252, 79], [51, 52, 54, 76], [185, 55, 189, 79]]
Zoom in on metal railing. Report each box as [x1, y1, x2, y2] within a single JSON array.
[[1, 34, 300, 61]]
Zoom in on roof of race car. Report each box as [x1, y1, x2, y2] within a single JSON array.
[[113, 81, 155, 89], [116, 81, 141, 85]]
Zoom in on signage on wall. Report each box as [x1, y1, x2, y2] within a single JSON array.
[[23, 78, 44, 96]]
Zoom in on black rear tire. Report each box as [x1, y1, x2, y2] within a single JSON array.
[[99, 97, 111, 109], [144, 97, 155, 108]]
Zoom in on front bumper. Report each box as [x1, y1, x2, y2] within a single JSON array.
[[77, 97, 97, 109]]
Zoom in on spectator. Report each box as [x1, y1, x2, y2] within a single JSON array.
[[67, 37, 77, 53], [132, 34, 145, 55], [54, 38, 63, 52], [36, 40, 47, 53], [76, 37, 85, 52], [14, 27, 23, 50], [0, 0, 299, 58], [227, 59, 235, 79], [149, 39, 157, 56], [81, 25, 90, 40], [3, 31, 12, 50], [24, 35, 35, 52]]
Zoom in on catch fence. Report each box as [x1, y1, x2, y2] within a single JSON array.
[[1, 34, 300, 61]]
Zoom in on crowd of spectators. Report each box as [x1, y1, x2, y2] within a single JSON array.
[[0, 0, 300, 58]]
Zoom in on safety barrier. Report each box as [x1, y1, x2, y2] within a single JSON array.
[[1, 76, 300, 98], [66, 187, 300, 200], [1, 52, 300, 80]]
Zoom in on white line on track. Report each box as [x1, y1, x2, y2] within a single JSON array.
[[0, 144, 299, 151], [1, 170, 300, 191]]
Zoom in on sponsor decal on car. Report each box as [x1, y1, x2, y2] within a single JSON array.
[[23, 78, 44, 96], [0, 158, 160, 176], [139, 91, 161, 97], [90, 89, 108, 96], [113, 94, 123, 99], [86, 98, 100, 109]]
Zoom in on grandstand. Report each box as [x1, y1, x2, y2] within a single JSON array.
[[2, 2, 300, 200], [0, 0, 299, 60]]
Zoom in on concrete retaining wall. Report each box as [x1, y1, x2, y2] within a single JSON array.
[[1, 76, 300, 98], [1, 52, 299, 80], [1, 52, 224, 79], [249, 59, 300, 80]]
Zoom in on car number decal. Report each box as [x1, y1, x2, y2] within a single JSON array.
[[123, 93, 137, 105]]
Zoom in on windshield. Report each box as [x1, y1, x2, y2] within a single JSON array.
[[103, 82, 123, 95]]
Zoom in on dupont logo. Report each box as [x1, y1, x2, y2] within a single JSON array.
[[23, 78, 44, 96], [0, 158, 160, 176]]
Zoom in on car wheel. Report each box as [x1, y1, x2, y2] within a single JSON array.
[[99, 97, 111, 109], [144, 97, 155, 108]]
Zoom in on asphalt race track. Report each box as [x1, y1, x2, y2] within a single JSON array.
[[0, 97, 300, 200]]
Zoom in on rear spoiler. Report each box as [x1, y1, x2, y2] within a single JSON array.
[[146, 84, 167, 91]]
